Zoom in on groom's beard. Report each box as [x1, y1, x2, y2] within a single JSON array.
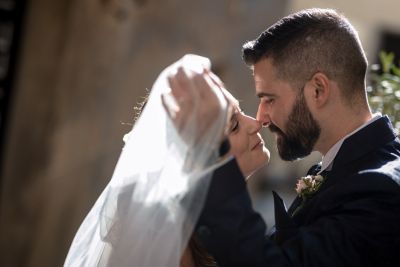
[[269, 91, 321, 161]]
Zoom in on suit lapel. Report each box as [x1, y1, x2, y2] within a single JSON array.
[[272, 191, 297, 244]]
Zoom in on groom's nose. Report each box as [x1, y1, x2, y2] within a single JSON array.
[[257, 103, 271, 128]]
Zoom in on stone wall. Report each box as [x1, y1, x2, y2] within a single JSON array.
[[0, 0, 287, 266]]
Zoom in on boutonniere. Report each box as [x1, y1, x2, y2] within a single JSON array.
[[295, 174, 325, 200]]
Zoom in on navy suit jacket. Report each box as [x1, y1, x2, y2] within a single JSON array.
[[196, 116, 400, 266]]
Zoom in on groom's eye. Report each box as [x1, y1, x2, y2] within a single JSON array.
[[265, 98, 275, 105]]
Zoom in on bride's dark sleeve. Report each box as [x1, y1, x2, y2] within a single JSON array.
[[195, 158, 400, 267], [195, 158, 290, 266]]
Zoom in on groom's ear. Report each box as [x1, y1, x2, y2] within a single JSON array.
[[306, 72, 330, 108]]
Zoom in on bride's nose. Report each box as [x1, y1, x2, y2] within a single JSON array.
[[244, 115, 262, 134]]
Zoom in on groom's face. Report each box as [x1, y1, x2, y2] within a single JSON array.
[[268, 89, 321, 161], [254, 58, 321, 161]]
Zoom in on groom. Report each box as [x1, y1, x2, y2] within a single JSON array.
[[169, 8, 400, 267]]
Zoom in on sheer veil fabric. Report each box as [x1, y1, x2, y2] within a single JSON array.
[[64, 55, 229, 267]]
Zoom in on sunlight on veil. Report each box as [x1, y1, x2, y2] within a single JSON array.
[[64, 55, 229, 267]]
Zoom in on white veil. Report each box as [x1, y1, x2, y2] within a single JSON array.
[[64, 55, 229, 267]]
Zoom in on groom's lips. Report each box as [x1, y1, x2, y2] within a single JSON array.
[[269, 124, 285, 139], [269, 123, 284, 135]]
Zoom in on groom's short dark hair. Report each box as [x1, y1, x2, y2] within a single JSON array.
[[242, 8, 367, 101]]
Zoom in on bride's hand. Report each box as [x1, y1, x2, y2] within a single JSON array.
[[161, 55, 232, 147]]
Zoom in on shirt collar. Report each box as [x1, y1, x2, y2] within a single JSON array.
[[319, 113, 382, 173]]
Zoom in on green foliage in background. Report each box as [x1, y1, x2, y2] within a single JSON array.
[[368, 51, 400, 131]]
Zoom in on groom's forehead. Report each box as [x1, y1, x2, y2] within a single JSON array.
[[253, 60, 280, 90], [253, 62, 297, 101]]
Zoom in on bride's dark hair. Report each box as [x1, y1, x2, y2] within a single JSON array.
[[189, 236, 218, 267]]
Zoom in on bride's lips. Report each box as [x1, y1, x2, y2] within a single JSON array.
[[251, 139, 264, 150]]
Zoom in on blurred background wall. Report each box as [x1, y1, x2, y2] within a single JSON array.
[[0, 0, 399, 266]]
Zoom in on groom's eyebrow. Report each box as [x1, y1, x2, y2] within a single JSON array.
[[256, 92, 276, 98]]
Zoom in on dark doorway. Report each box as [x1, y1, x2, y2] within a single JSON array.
[[0, 0, 27, 175]]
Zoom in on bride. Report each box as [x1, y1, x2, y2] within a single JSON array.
[[64, 55, 270, 267]]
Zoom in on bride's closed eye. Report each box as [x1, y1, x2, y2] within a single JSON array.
[[229, 114, 239, 133], [229, 107, 246, 134], [231, 119, 239, 133]]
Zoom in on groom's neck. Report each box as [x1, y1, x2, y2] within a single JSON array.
[[315, 107, 373, 156]]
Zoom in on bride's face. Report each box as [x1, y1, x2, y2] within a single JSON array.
[[226, 99, 270, 178]]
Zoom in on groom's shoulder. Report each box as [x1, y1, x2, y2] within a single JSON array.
[[333, 140, 400, 196], [350, 134, 400, 184], [361, 137, 400, 186], [343, 156, 400, 197], [320, 158, 400, 219], [357, 157, 400, 189]]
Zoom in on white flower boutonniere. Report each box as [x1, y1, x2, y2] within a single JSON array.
[[295, 174, 325, 200]]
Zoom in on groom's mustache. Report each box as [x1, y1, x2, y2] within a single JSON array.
[[269, 123, 285, 137]]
